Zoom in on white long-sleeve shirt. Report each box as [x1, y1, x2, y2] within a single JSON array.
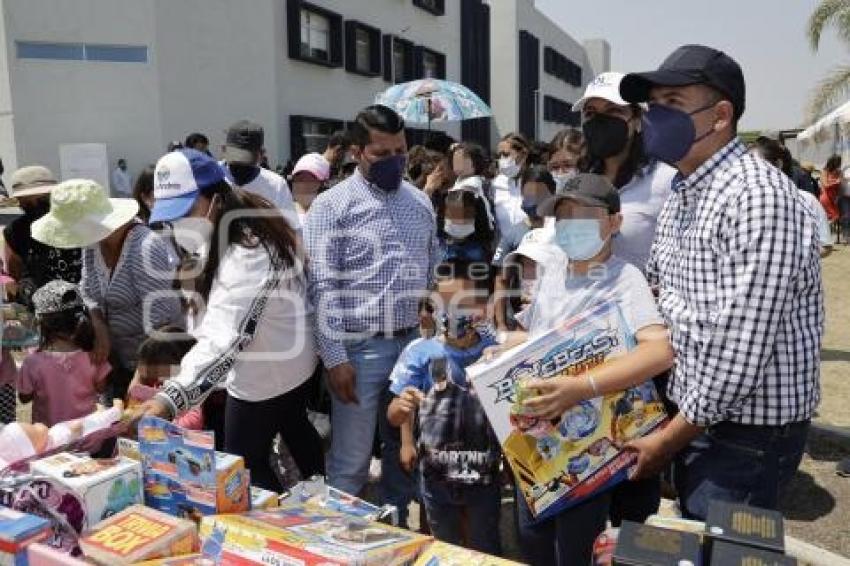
[[111, 168, 131, 196], [158, 242, 317, 414]]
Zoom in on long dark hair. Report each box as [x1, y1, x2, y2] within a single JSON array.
[[197, 181, 299, 300], [584, 105, 650, 189], [38, 307, 95, 352], [435, 190, 495, 247], [133, 165, 155, 222], [825, 154, 842, 174]]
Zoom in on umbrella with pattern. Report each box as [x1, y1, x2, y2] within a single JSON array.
[[376, 79, 492, 129]]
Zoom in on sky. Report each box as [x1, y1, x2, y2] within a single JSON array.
[[536, 0, 848, 131]]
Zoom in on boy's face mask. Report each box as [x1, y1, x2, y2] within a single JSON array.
[[437, 311, 476, 340]]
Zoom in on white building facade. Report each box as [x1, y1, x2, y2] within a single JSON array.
[[0, 0, 608, 186]]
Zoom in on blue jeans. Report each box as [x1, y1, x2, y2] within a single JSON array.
[[421, 479, 502, 555], [325, 332, 416, 526], [515, 485, 612, 566], [674, 420, 810, 520]]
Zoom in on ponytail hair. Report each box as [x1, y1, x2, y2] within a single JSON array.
[[38, 307, 95, 352]]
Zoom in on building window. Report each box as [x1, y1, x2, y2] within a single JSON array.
[[383, 36, 415, 83], [413, 0, 445, 16], [287, 0, 343, 67], [543, 46, 582, 87], [416, 47, 446, 80], [16, 42, 147, 63], [345, 21, 381, 77], [423, 50, 438, 78], [543, 95, 580, 126], [290, 115, 345, 160]]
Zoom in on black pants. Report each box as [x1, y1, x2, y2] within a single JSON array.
[[224, 379, 325, 492]]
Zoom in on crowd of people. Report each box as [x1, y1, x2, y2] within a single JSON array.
[[0, 43, 837, 565]]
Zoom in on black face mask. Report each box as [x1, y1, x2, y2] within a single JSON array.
[[582, 114, 631, 159], [20, 199, 50, 219]]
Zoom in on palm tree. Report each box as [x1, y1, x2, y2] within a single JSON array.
[[807, 0, 850, 120]]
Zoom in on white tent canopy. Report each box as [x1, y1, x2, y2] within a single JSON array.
[[796, 100, 850, 168]]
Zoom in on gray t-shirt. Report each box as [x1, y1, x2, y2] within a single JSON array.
[[520, 255, 663, 338]]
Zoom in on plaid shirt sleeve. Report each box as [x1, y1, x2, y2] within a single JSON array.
[[677, 171, 812, 426], [304, 197, 349, 369]]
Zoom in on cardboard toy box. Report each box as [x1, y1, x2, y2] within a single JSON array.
[[133, 554, 207, 565], [468, 301, 668, 522], [27, 543, 91, 566], [412, 540, 523, 565], [79, 505, 198, 565], [287, 478, 397, 525], [29, 453, 143, 529], [612, 521, 701, 566], [139, 417, 250, 519], [705, 501, 785, 555], [249, 487, 279, 510], [199, 503, 431, 565], [0, 507, 51, 566], [710, 541, 796, 566], [117, 438, 141, 462]]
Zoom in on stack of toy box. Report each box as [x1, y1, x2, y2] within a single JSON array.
[[412, 540, 524, 565], [138, 417, 250, 519], [199, 503, 431, 565], [28, 453, 143, 529], [468, 301, 668, 522], [78, 505, 198, 565], [0, 507, 51, 565]]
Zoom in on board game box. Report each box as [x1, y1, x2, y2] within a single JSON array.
[[412, 540, 523, 565], [29, 453, 143, 528], [705, 501, 785, 555], [138, 417, 249, 519], [467, 301, 668, 522], [0, 507, 51, 566], [79, 504, 198, 565], [709, 541, 796, 566], [199, 503, 431, 565], [613, 521, 701, 566]]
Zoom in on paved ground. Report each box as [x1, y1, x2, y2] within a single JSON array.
[[779, 243, 850, 558]]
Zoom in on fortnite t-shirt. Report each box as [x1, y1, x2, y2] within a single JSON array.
[[389, 332, 501, 485]]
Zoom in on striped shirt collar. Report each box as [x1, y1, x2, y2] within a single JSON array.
[[672, 137, 747, 193]]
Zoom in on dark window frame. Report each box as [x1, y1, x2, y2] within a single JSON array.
[[413, 0, 445, 16], [290, 115, 345, 160], [543, 95, 580, 126], [16, 41, 148, 63], [344, 20, 382, 77], [543, 45, 582, 87], [286, 0, 343, 68], [418, 46, 446, 80], [383, 35, 416, 83]]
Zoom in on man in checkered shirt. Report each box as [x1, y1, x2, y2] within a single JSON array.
[[305, 105, 440, 526], [618, 45, 823, 520]]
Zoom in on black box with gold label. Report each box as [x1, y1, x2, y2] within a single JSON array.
[[710, 541, 796, 565], [705, 501, 784, 554], [613, 521, 702, 566]]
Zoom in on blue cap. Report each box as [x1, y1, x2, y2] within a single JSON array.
[[150, 149, 226, 223]]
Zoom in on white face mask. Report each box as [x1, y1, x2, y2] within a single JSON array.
[[553, 169, 579, 191], [172, 216, 214, 258], [520, 277, 537, 303], [498, 156, 521, 178], [444, 220, 475, 240]]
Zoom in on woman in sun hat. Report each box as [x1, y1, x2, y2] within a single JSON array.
[[31, 178, 182, 402], [129, 148, 323, 491]]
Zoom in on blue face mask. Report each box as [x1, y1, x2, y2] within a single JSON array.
[[521, 198, 542, 219], [438, 311, 475, 340], [367, 154, 407, 192], [555, 219, 607, 261], [642, 103, 716, 165]]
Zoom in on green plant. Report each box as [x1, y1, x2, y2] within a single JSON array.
[[807, 0, 850, 120]]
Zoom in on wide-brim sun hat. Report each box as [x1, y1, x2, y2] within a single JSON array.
[[31, 179, 139, 249], [0, 165, 60, 206]]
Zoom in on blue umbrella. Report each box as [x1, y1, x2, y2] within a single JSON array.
[[376, 79, 492, 129]]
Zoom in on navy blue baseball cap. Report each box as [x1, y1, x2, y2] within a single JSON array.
[[620, 45, 746, 120], [150, 149, 226, 223]]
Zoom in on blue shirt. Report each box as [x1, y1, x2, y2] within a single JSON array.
[[305, 168, 440, 368], [389, 331, 498, 396]]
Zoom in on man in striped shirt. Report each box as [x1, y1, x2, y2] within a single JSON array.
[[305, 105, 440, 526], [620, 45, 823, 520]]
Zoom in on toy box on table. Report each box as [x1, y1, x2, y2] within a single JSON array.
[[0, 507, 50, 566], [29, 453, 142, 528], [285, 477, 397, 525], [138, 417, 249, 519], [199, 503, 431, 565], [467, 301, 668, 522], [79, 505, 198, 565], [249, 487, 279, 511], [27, 543, 91, 566], [132, 554, 207, 565], [412, 540, 523, 565]]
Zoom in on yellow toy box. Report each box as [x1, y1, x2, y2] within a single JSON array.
[[199, 504, 431, 565], [412, 540, 524, 565], [249, 487, 279, 510], [29, 453, 143, 529], [79, 505, 198, 565], [468, 301, 668, 522]]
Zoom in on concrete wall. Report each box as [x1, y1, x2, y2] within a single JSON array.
[[3, 0, 162, 187], [583, 38, 611, 79], [0, 0, 17, 183], [488, 0, 520, 138]]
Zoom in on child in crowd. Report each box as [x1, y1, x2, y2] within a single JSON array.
[[387, 261, 502, 555], [289, 153, 330, 226], [493, 165, 557, 329], [436, 183, 495, 264], [127, 326, 202, 430], [503, 229, 565, 327], [16, 281, 110, 427]]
